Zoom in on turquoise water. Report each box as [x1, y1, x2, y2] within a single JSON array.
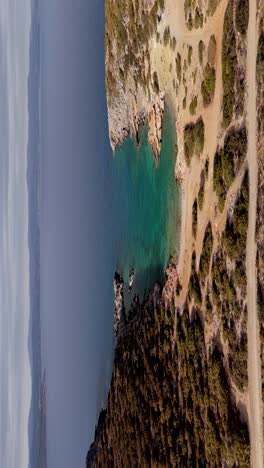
[[112, 103, 181, 307]]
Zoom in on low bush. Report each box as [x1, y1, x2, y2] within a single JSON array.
[[192, 199, 198, 237], [184, 123, 195, 165], [223, 171, 249, 259], [198, 40, 204, 66], [188, 45, 193, 65], [235, 0, 249, 35], [171, 36, 177, 50], [176, 53, 182, 83], [189, 252, 202, 304], [194, 8, 203, 29], [201, 63, 216, 107], [184, 117, 205, 165], [222, 0, 237, 128], [163, 26, 171, 46], [153, 71, 159, 93], [213, 126, 247, 210], [257, 32, 264, 79], [229, 333, 248, 391], [205, 158, 209, 179], [198, 184, 204, 210], [207, 35, 216, 66], [199, 223, 213, 280], [208, 0, 219, 16], [189, 95, 198, 115], [194, 118, 205, 154]]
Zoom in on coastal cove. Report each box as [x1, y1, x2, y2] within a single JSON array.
[[111, 101, 181, 310]]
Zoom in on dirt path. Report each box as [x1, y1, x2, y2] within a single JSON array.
[[246, 0, 264, 466]]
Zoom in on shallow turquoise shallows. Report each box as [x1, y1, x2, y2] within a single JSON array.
[[112, 102, 181, 309]]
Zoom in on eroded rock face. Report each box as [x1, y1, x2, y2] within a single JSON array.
[[162, 259, 181, 305], [148, 92, 165, 165], [113, 272, 124, 336]]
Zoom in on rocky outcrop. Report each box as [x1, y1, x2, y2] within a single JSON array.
[[113, 272, 124, 336], [129, 268, 135, 292], [148, 92, 165, 165], [108, 88, 165, 162], [162, 258, 181, 305]]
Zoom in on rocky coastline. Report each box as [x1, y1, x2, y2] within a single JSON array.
[[113, 272, 124, 336], [108, 90, 165, 163]]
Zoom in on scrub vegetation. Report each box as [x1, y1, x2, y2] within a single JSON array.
[[222, 0, 248, 128], [235, 0, 249, 35], [222, 0, 237, 128], [213, 126, 247, 211], [87, 293, 250, 467], [201, 63, 216, 107], [184, 0, 221, 30], [105, 0, 164, 100], [184, 117, 205, 166], [256, 31, 264, 137], [198, 40, 204, 65]]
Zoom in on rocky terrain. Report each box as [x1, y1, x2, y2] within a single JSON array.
[[105, 0, 170, 160], [113, 272, 124, 336]]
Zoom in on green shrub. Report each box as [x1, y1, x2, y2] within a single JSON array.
[[213, 126, 247, 210], [184, 117, 205, 165], [201, 63, 216, 107], [207, 35, 216, 66], [189, 95, 198, 115], [222, 0, 237, 128], [223, 171, 249, 259], [235, 0, 249, 35], [208, 0, 219, 16], [153, 71, 159, 93], [198, 40, 204, 65], [171, 36, 177, 50], [163, 26, 171, 46], [194, 8, 203, 29], [205, 159, 209, 179], [199, 223, 213, 280], [189, 252, 202, 304], [176, 53, 182, 83], [188, 45, 193, 65], [213, 150, 226, 211], [229, 333, 248, 391], [198, 184, 204, 210], [234, 260, 246, 288], [192, 199, 198, 237], [257, 32, 264, 79], [184, 123, 195, 165], [194, 118, 205, 153]]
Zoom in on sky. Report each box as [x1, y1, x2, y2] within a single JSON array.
[[0, 0, 32, 467], [40, 0, 115, 466]]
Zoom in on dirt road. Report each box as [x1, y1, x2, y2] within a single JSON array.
[[246, 0, 264, 466]]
